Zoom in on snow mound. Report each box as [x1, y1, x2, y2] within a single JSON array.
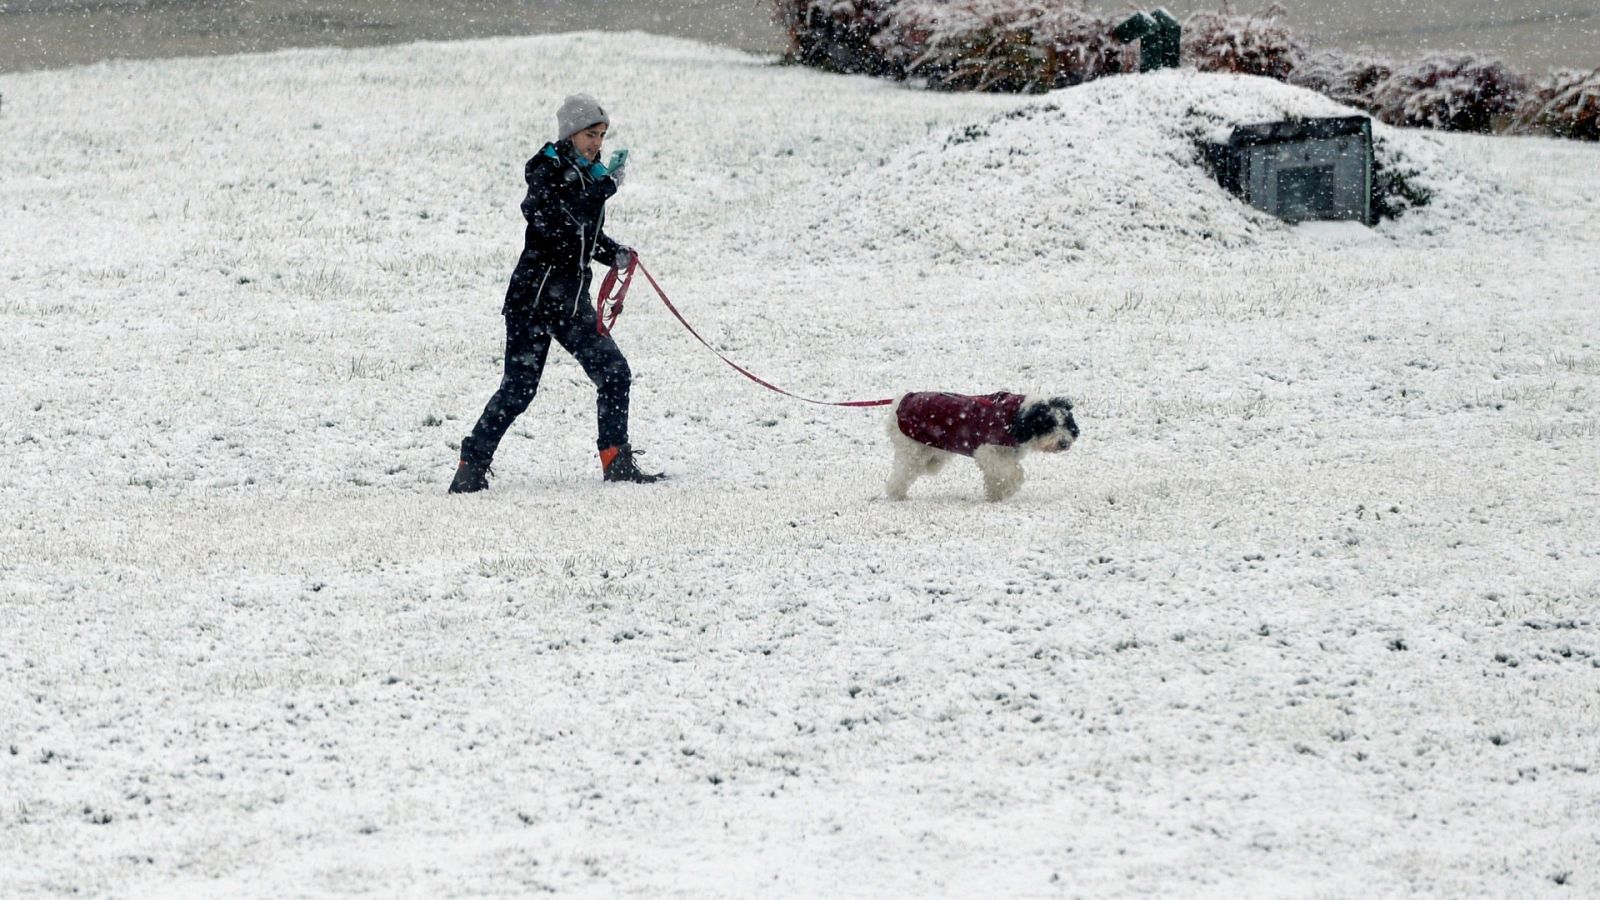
[[798, 70, 1531, 267]]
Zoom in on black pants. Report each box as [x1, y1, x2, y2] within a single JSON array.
[[462, 302, 631, 465]]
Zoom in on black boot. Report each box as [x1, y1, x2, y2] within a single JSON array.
[[600, 444, 665, 483], [448, 456, 492, 494]]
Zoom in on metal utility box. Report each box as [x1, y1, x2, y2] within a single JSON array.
[[1202, 116, 1374, 225], [1111, 9, 1182, 72]]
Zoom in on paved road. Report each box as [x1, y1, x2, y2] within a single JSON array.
[[1, 0, 1595, 75]]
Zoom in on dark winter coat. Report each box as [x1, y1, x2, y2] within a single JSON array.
[[502, 140, 625, 321], [895, 392, 1026, 457]]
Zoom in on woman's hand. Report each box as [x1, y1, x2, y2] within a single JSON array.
[[606, 148, 629, 188]]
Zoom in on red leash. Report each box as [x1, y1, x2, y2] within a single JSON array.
[[597, 257, 893, 408], [595, 257, 634, 338]]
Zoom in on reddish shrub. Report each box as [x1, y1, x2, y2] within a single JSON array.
[[1181, 3, 1306, 82], [1291, 49, 1393, 113], [874, 1, 1128, 92], [771, 0, 897, 76], [773, 1, 1598, 145], [1033, 6, 1131, 85], [1371, 54, 1528, 133], [1512, 68, 1600, 141]]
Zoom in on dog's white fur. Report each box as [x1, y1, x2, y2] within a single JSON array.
[[885, 394, 1078, 502]]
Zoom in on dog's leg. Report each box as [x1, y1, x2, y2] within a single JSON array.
[[886, 452, 923, 501], [885, 398, 936, 501], [974, 445, 1025, 502], [886, 433, 928, 501], [886, 453, 914, 501]]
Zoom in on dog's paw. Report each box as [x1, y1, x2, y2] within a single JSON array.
[[983, 474, 1023, 502]]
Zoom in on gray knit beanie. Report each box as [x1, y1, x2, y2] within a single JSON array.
[[556, 93, 609, 141]]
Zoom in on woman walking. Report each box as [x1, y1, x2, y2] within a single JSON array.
[[450, 93, 664, 493]]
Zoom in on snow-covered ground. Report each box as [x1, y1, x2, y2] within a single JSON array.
[[3, 32, 1599, 897]]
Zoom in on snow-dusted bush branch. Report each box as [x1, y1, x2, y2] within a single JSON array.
[[1369, 54, 1528, 133], [771, 0, 899, 75], [1289, 48, 1393, 114], [1180, 3, 1305, 82], [1511, 68, 1600, 141], [874, 1, 1128, 92]]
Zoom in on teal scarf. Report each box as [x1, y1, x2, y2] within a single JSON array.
[[543, 142, 609, 179]]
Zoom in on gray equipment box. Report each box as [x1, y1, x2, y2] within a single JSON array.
[[1202, 116, 1373, 225]]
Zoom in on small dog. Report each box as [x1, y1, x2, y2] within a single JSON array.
[[885, 391, 1078, 502]]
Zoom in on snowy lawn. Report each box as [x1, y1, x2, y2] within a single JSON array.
[[2, 32, 1599, 897]]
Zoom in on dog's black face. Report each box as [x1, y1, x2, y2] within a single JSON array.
[[1011, 397, 1079, 452]]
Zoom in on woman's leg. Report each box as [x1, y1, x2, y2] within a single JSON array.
[[552, 309, 631, 451], [462, 315, 552, 465]]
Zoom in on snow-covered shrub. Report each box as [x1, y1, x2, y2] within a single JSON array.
[[1371, 54, 1528, 133], [1511, 68, 1600, 142], [1181, 4, 1306, 82], [1029, 4, 1129, 85], [771, 0, 897, 75], [873, 1, 1128, 92], [1290, 49, 1393, 113], [772, 0, 1600, 146], [1369, 135, 1433, 221]]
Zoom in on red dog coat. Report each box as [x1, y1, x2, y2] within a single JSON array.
[[895, 392, 1026, 457]]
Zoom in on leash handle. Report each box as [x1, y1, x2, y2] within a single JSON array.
[[635, 261, 892, 408], [595, 255, 636, 337]]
